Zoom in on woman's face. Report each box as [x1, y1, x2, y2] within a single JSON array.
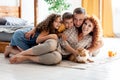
[[82, 19, 94, 36], [53, 17, 61, 30]]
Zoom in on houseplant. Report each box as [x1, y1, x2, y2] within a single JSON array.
[[44, 0, 70, 13]]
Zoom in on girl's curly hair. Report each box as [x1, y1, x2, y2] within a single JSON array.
[[35, 13, 61, 34], [79, 15, 103, 48]]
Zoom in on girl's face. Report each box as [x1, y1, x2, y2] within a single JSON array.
[[82, 19, 94, 36], [53, 17, 61, 30]]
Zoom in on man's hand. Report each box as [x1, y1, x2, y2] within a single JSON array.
[[61, 33, 67, 41]]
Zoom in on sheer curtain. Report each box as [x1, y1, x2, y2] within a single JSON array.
[[112, 0, 120, 37], [82, 0, 100, 18], [82, 0, 114, 37], [102, 0, 114, 37]]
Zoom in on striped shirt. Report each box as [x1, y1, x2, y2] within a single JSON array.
[[57, 26, 92, 55]]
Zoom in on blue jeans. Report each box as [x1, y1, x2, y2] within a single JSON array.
[[10, 27, 40, 50]]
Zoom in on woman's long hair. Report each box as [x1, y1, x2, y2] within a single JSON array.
[[36, 13, 61, 34], [78, 15, 103, 48]]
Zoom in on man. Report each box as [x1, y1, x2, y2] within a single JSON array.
[[73, 7, 86, 28], [73, 7, 103, 56]]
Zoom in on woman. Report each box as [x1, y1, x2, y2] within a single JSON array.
[[5, 13, 62, 65]]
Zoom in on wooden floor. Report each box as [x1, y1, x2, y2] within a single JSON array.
[[0, 38, 120, 80]]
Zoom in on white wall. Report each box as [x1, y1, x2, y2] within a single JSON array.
[[38, 0, 82, 23], [0, 0, 34, 24], [0, 0, 18, 6], [21, 0, 34, 24], [112, 0, 120, 37], [0, 0, 81, 25]]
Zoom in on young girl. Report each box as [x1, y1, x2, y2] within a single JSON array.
[[5, 13, 62, 64]]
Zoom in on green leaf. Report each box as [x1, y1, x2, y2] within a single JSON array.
[[44, 0, 70, 13]]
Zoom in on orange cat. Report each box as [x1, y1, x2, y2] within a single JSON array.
[[69, 48, 94, 63]]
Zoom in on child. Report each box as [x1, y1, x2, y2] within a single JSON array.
[[5, 14, 62, 65], [58, 12, 73, 33]]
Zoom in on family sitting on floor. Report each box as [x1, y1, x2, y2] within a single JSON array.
[[4, 7, 103, 65]]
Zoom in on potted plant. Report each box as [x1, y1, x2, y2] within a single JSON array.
[[44, 0, 70, 13]]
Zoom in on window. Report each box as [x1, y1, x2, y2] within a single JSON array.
[[112, 0, 120, 37]]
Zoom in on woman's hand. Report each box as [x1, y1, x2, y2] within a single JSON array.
[[25, 29, 35, 40]]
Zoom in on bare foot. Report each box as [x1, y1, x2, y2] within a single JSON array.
[[9, 54, 27, 64], [4, 46, 12, 58]]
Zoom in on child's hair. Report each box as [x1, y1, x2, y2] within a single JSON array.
[[79, 15, 103, 48], [57, 12, 73, 33], [73, 7, 86, 15], [36, 13, 61, 34], [62, 12, 73, 21]]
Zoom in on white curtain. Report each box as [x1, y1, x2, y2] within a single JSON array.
[[112, 0, 120, 37]]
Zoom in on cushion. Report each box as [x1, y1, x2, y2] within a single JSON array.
[[0, 18, 7, 25], [3, 17, 27, 26]]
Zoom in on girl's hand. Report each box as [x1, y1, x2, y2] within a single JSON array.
[[25, 30, 35, 40]]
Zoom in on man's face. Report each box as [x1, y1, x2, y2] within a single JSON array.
[[73, 13, 85, 28], [63, 18, 73, 29]]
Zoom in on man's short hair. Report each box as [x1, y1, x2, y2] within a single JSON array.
[[73, 7, 86, 14]]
